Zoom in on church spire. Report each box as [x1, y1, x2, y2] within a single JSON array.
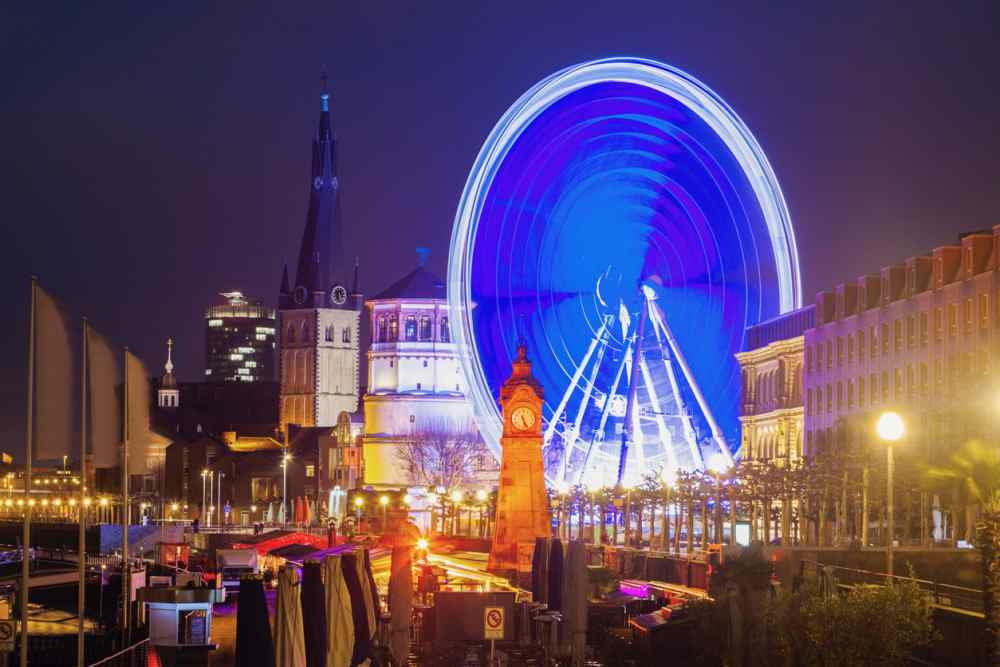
[[290, 73, 343, 309]]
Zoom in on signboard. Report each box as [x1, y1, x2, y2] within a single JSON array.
[[0, 619, 14, 652], [484, 606, 504, 640]]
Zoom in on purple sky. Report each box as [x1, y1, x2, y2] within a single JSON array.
[[2, 2, 998, 460]]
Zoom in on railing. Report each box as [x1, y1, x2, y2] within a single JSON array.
[[87, 638, 150, 667], [799, 559, 983, 615]]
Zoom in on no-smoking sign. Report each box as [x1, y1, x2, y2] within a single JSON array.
[[484, 606, 504, 640]]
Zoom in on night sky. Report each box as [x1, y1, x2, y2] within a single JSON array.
[[2, 2, 998, 461]]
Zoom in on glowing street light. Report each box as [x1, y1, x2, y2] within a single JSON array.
[[354, 495, 364, 523], [877, 411, 905, 580], [282, 453, 292, 526]]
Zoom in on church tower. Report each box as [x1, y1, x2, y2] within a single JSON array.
[[488, 342, 551, 574], [157, 338, 180, 409], [278, 80, 362, 433]]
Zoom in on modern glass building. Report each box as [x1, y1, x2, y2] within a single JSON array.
[[205, 292, 276, 382]]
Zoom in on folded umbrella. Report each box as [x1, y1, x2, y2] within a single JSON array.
[[388, 546, 413, 666], [235, 575, 276, 667], [360, 549, 379, 640], [275, 565, 307, 666], [548, 539, 564, 612], [531, 538, 549, 604], [324, 555, 354, 667], [342, 552, 372, 665], [302, 559, 327, 667], [564, 540, 589, 663]]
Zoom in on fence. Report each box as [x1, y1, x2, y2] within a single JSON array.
[[799, 559, 983, 615]]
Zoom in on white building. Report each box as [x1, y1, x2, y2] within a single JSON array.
[[362, 253, 494, 488]]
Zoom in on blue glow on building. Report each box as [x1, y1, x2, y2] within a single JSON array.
[[449, 58, 800, 482]]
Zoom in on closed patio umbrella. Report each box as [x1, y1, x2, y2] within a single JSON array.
[[296, 497, 305, 525], [360, 549, 379, 640], [324, 555, 354, 667], [235, 575, 276, 667], [388, 545, 413, 665], [301, 559, 327, 667], [564, 540, 589, 664], [342, 552, 373, 665], [548, 539, 564, 612], [275, 565, 306, 666], [531, 537, 549, 604]]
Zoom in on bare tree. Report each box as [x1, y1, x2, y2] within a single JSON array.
[[396, 418, 493, 491]]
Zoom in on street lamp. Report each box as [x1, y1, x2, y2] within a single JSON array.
[[379, 494, 389, 529], [281, 453, 292, 526], [354, 495, 364, 524], [877, 411, 904, 581], [201, 469, 208, 528]]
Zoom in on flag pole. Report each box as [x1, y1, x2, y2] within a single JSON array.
[[121, 348, 130, 645], [20, 276, 36, 667], [77, 318, 88, 666]]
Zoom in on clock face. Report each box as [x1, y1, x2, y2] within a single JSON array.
[[510, 406, 536, 431], [313, 176, 323, 191], [330, 284, 348, 305]]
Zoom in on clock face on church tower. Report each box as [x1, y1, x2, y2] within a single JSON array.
[[510, 406, 536, 431]]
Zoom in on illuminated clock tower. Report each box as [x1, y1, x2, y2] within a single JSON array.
[[488, 342, 551, 575]]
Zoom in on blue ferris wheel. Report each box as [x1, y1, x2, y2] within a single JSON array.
[[449, 58, 801, 487]]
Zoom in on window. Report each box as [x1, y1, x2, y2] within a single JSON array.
[[815, 344, 823, 370], [907, 316, 915, 349], [893, 319, 902, 353], [377, 316, 387, 343], [948, 304, 957, 337], [826, 341, 833, 369], [806, 388, 813, 416], [881, 324, 889, 355], [870, 326, 877, 358], [405, 316, 417, 341], [419, 316, 432, 340], [423, 360, 428, 367], [440, 317, 450, 343], [858, 330, 865, 361], [837, 337, 844, 366], [826, 384, 832, 412], [858, 376, 865, 407], [251, 478, 271, 502], [870, 373, 877, 404], [981, 293, 990, 329], [847, 381, 854, 408], [836, 382, 843, 411], [920, 312, 929, 346], [964, 298, 973, 335], [881, 371, 889, 402], [342, 327, 351, 343], [934, 359, 943, 394], [325, 325, 334, 342], [305, 465, 315, 478], [894, 367, 902, 400], [919, 363, 928, 396], [906, 364, 914, 399], [816, 387, 822, 414], [388, 316, 398, 341], [806, 347, 813, 372], [848, 334, 854, 363]]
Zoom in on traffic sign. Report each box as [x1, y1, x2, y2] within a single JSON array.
[[484, 606, 504, 640], [0, 619, 14, 652]]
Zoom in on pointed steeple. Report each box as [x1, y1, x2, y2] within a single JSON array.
[[290, 73, 343, 309], [161, 338, 177, 389], [278, 264, 291, 309]]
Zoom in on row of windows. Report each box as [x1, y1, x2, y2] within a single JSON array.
[[807, 293, 994, 373], [283, 322, 352, 344], [806, 351, 991, 416], [376, 315, 449, 343]]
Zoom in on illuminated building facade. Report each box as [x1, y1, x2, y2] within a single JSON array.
[[362, 252, 495, 489], [735, 306, 814, 464], [205, 292, 276, 382]]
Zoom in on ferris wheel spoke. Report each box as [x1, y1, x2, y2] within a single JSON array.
[[543, 315, 609, 449], [559, 315, 612, 483], [576, 329, 632, 485]]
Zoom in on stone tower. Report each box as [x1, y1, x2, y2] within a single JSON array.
[[278, 79, 362, 433], [488, 342, 551, 574]]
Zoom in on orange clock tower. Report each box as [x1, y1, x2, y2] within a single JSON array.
[[488, 342, 552, 575]]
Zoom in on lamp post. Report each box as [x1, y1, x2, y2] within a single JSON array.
[[201, 470, 208, 528], [281, 453, 291, 526], [354, 495, 364, 525], [217, 472, 225, 533], [207, 470, 214, 528], [877, 411, 904, 581]]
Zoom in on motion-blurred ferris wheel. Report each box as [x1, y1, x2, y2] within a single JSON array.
[[449, 58, 801, 487]]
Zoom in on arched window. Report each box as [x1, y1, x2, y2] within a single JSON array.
[[405, 316, 417, 341], [388, 316, 398, 341], [286, 323, 296, 344], [377, 317, 386, 343], [440, 317, 450, 342], [419, 316, 432, 340], [342, 327, 351, 344], [325, 325, 334, 342], [300, 321, 309, 343]]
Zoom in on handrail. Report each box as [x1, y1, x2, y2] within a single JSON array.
[[87, 638, 150, 666]]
